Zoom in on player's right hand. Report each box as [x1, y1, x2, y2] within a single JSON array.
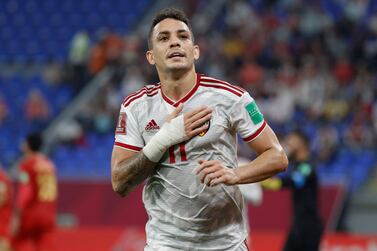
[[166, 103, 212, 139], [143, 104, 212, 162]]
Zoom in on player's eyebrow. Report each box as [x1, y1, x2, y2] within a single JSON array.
[[177, 29, 189, 34], [157, 29, 190, 36], [157, 31, 170, 36]]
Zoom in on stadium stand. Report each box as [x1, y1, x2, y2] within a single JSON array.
[[0, 0, 151, 63]]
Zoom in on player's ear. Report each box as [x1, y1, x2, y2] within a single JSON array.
[[193, 45, 200, 61], [146, 50, 155, 65]]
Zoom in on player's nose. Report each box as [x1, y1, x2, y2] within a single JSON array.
[[169, 35, 181, 48]]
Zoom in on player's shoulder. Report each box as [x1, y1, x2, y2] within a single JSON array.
[[20, 154, 39, 170], [19, 158, 32, 172], [198, 75, 247, 99], [121, 83, 161, 108], [38, 155, 56, 171]]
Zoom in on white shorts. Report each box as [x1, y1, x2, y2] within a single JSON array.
[[144, 240, 249, 251]]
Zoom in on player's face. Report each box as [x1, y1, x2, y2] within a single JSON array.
[[146, 18, 199, 73], [284, 134, 304, 160]]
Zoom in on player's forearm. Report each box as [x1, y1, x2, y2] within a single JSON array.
[[111, 114, 186, 197], [111, 151, 157, 197], [235, 147, 288, 184]]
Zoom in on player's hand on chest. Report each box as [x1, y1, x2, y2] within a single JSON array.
[[141, 106, 229, 148]]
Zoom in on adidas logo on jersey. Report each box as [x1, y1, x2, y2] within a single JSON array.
[[145, 119, 160, 131]]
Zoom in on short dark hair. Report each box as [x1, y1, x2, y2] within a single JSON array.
[[148, 8, 194, 49], [26, 133, 43, 152]]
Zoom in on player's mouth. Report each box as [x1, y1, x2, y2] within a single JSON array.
[[167, 51, 185, 59]]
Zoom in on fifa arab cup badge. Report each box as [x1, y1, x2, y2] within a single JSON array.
[[245, 101, 263, 125], [199, 120, 210, 137]]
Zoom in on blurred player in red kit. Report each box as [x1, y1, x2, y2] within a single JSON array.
[[0, 165, 13, 251], [12, 133, 57, 251]]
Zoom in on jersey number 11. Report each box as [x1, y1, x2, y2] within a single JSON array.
[[168, 142, 187, 164]]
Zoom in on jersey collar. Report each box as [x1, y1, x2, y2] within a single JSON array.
[[161, 73, 201, 107]]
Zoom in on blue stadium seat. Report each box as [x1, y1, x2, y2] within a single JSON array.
[[1, 0, 151, 62]]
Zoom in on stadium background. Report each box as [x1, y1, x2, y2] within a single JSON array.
[[1, 0, 377, 250]]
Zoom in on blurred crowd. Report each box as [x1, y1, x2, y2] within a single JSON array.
[[0, 87, 51, 128], [36, 0, 377, 166]]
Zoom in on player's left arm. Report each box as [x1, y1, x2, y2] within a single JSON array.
[[237, 125, 288, 183], [16, 170, 33, 210], [12, 167, 33, 235], [195, 125, 288, 187]]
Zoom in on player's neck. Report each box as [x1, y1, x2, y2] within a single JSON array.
[[159, 68, 197, 101]]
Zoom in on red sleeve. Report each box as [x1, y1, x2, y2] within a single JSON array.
[[16, 183, 33, 209], [16, 161, 34, 209]]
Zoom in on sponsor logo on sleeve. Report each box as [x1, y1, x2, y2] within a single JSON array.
[[245, 101, 263, 125], [116, 113, 127, 134]]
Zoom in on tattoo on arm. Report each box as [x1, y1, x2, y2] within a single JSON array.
[[112, 151, 157, 197]]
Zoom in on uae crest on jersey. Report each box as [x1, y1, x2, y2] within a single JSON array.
[[198, 120, 210, 137]]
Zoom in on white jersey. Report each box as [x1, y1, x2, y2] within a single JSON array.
[[114, 74, 266, 251]]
